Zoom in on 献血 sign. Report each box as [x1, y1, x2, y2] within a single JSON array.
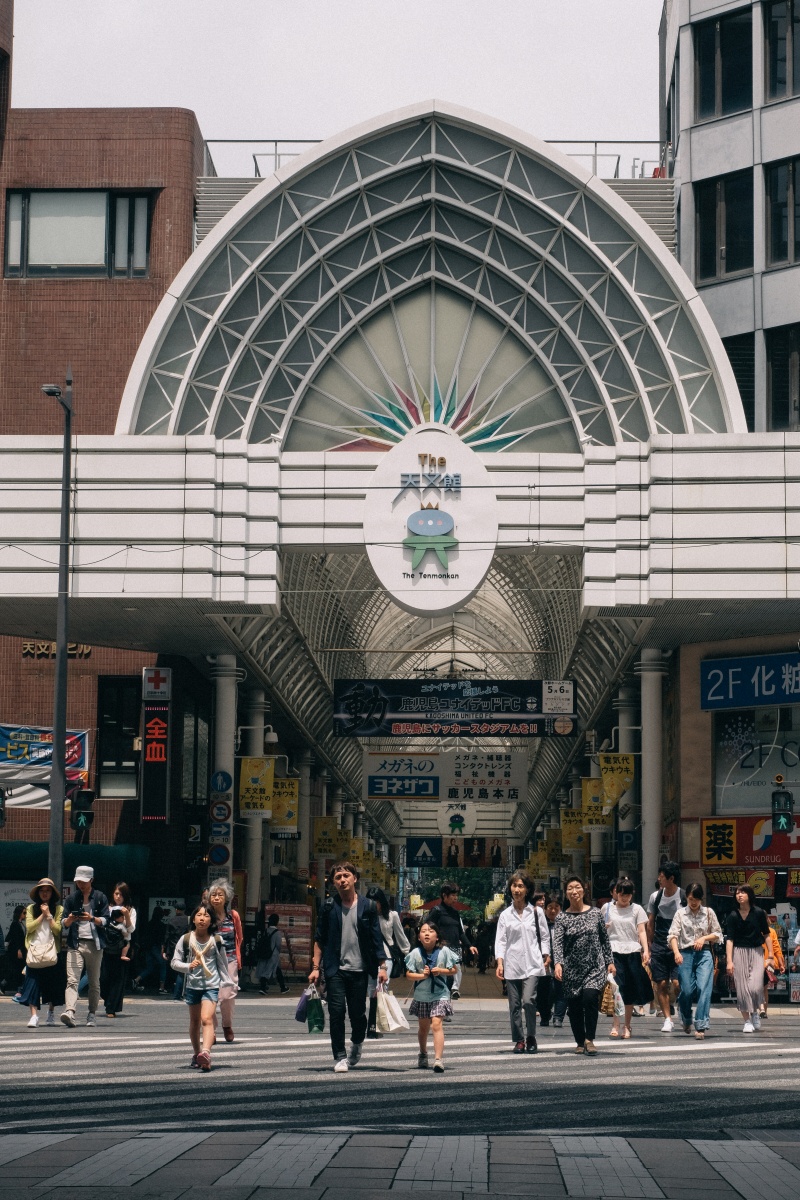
[[700, 651, 800, 710], [335, 679, 577, 738]]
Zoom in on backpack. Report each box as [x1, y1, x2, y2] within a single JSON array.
[[181, 931, 222, 956], [654, 887, 687, 915]]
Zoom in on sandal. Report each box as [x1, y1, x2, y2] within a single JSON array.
[[622, 1027, 631, 1039], [609, 1028, 620, 1038], [695, 1031, 705, 1040]]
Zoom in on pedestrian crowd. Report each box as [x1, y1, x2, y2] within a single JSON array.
[[1, 858, 793, 1074]]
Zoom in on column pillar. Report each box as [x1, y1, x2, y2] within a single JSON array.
[[613, 684, 639, 887], [330, 788, 344, 829], [211, 654, 239, 883], [342, 801, 356, 833], [243, 689, 268, 925], [590, 753, 604, 864], [636, 649, 667, 894], [316, 770, 330, 905], [296, 751, 313, 895]]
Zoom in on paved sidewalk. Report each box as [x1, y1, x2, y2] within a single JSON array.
[[2, 1128, 800, 1199]]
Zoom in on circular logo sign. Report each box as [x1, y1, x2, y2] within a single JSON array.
[[211, 770, 233, 793], [437, 800, 479, 838], [363, 426, 499, 616], [208, 844, 231, 866]]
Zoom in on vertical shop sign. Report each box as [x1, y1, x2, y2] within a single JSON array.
[[140, 668, 171, 822]]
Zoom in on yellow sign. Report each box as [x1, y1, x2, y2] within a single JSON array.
[[349, 837, 365, 869], [582, 777, 611, 830], [599, 754, 635, 815], [313, 815, 339, 857], [389, 873, 399, 896], [409, 894, 423, 911], [700, 818, 737, 868], [269, 777, 299, 837], [561, 808, 586, 852], [239, 756, 275, 813]]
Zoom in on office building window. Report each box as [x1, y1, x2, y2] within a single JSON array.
[[5, 190, 151, 278], [182, 694, 209, 801], [695, 170, 754, 281], [766, 157, 800, 263], [695, 9, 753, 120], [766, 1, 800, 99], [722, 333, 755, 430], [97, 676, 140, 797], [767, 322, 800, 429]]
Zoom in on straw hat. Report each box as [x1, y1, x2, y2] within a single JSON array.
[[29, 877, 59, 900]]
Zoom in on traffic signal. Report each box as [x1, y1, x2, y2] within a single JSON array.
[[772, 788, 794, 834], [70, 788, 95, 831], [0, 787, 6, 828]]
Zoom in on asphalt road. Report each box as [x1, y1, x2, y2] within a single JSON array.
[[2, 991, 799, 1138]]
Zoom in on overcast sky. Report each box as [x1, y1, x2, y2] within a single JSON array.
[[11, 1, 664, 175]]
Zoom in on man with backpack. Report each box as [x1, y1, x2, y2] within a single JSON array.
[[646, 862, 686, 1033], [308, 860, 387, 1072], [60, 865, 110, 1028]]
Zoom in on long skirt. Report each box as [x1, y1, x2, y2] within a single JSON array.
[[101, 952, 129, 1014], [732, 945, 764, 1015], [19, 960, 66, 1009]]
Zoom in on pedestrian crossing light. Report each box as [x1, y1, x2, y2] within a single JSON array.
[[771, 787, 794, 834], [70, 788, 95, 831]]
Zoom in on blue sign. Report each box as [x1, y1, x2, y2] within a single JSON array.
[[368, 775, 439, 799], [211, 770, 233, 793], [700, 652, 800, 711], [211, 822, 231, 838], [618, 830, 638, 852], [208, 844, 230, 865], [406, 837, 443, 867]]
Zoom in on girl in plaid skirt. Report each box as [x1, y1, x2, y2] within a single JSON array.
[[405, 920, 459, 1073]]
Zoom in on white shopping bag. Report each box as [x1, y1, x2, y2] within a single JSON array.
[[375, 986, 410, 1033]]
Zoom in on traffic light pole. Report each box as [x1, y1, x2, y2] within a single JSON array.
[[46, 371, 73, 892]]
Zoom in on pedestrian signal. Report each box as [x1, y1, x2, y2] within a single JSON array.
[[772, 788, 794, 834], [70, 788, 95, 831]]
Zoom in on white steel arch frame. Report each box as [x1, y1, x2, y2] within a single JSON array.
[[119, 101, 746, 448]]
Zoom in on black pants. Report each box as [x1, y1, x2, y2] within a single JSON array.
[[259, 966, 286, 991], [567, 988, 599, 1045], [326, 969, 368, 1060], [100, 953, 128, 1014], [536, 975, 567, 1024]]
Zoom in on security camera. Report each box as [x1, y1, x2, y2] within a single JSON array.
[[41, 384, 63, 398]]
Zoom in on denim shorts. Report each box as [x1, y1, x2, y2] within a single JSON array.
[[184, 986, 219, 1006]]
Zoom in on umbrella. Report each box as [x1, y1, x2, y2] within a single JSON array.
[[422, 898, 470, 911]]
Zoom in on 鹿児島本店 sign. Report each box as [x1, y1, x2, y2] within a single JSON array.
[[334, 679, 577, 738]]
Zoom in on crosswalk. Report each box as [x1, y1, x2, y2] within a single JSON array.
[[1, 999, 799, 1137]]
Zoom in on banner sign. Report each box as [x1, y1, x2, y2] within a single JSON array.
[[0, 723, 88, 769], [561, 808, 587, 852], [582, 777, 611, 830], [713, 707, 800, 813], [313, 815, 339, 857], [406, 837, 443, 867], [335, 679, 577, 738], [140, 702, 170, 822], [269, 777, 299, 839], [439, 836, 509, 869], [363, 750, 527, 805], [704, 867, 776, 897], [598, 754, 635, 815], [700, 816, 800, 869], [239, 756, 274, 814], [701, 651, 800, 710]]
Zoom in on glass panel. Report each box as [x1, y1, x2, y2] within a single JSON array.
[[768, 162, 790, 263], [724, 170, 753, 273], [132, 196, 148, 273], [767, 323, 800, 429], [695, 19, 717, 119], [28, 191, 107, 268], [768, 2, 789, 98], [793, 1, 800, 94], [720, 10, 752, 113], [6, 192, 22, 269], [722, 332, 755, 430], [196, 715, 209, 799], [182, 708, 195, 798], [113, 196, 129, 275], [695, 178, 718, 279], [97, 677, 140, 798], [795, 160, 800, 260]]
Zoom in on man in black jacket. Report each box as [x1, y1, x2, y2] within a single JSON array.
[[426, 883, 477, 1000], [61, 865, 110, 1028], [309, 860, 387, 1072]]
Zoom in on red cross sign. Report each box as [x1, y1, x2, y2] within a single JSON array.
[[143, 667, 172, 700]]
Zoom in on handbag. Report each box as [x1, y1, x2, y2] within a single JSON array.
[[295, 987, 311, 1023], [306, 984, 325, 1034], [27, 934, 57, 969], [599, 977, 616, 1016], [375, 985, 410, 1033]]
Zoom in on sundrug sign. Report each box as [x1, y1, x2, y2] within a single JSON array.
[[364, 427, 498, 615]]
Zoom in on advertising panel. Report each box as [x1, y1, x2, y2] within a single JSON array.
[[700, 816, 800, 869], [239, 756, 274, 814], [363, 749, 527, 805], [561, 809, 587, 853], [269, 778, 299, 839], [704, 868, 776, 897], [335, 678, 577, 738], [598, 754, 635, 815], [713, 707, 800, 813], [582, 777, 611, 831], [701, 651, 800, 710]]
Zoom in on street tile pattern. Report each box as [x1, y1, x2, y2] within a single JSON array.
[[392, 1135, 489, 1191], [0, 1135, 72, 1166], [691, 1139, 800, 1200], [218, 1134, 349, 1189], [551, 1136, 664, 1198], [40, 1132, 212, 1188]]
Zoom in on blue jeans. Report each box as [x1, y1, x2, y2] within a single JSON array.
[[677, 948, 714, 1031]]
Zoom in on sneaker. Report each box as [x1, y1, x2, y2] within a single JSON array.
[[60, 1011, 76, 1028], [752, 1012, 762, 1030], [762, 1011, 769, 1019], [158, 987, 168, 995], [44, 1011, 56, 1027], [513, 1040, 526, 1054], [742, 1020, 754, 1033], [259, 988, 269, 996], [660, 1018, 674, 1033], [333, 1057, 349, 1072], [132, 978, 145, 992], [553, 1018, 563, 1027], [196, 1050, 211, 1071], [526, 1035, 538, 1054], [347, 1042, 362, 1067], [86, 1013, 96, 1027], [417, 1051, 429, 1069], [27, 1014, 39, 1028], [190, 1055, 199, 1069], [451, 988, 460, 1000], [433, 1058, 444, 1073], [279, 986, 290, 994]]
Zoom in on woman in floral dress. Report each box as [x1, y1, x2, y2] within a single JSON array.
[[552, 875, 614, 1055]]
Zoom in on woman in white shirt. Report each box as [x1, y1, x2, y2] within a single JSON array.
[[604, 878, 650, 1039], [495, 871, 551, 1054], [667, 882, 723, 1040]]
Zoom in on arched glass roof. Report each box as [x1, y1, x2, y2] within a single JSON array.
[[119, 101, 745, 444]]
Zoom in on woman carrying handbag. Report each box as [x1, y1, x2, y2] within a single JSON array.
[[21, 878, 65, 1028], [365, 886, 410, 1038]]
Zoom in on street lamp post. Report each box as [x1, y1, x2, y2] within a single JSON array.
[[42, 370, 73, 891]]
